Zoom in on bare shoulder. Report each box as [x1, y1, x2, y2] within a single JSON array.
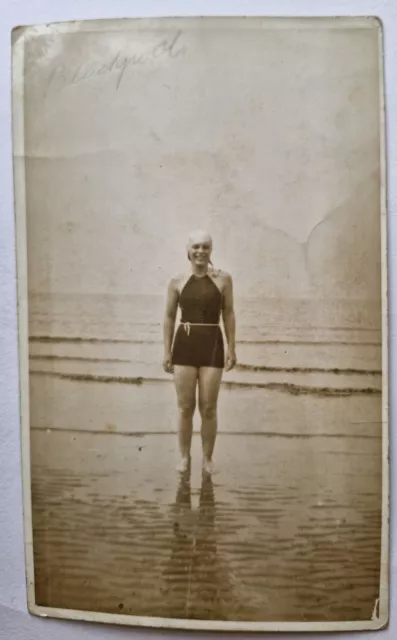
[[168, 273, 183, 291], [170, 272, 190, 294], [210, 269, 232, 296], [212, 269, 232, 283]]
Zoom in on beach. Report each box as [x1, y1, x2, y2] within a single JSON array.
[[30, 381, 382, 622], [28, 292, 383, 622]]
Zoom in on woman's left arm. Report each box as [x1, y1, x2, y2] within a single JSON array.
[[222, 274, 237, 371]]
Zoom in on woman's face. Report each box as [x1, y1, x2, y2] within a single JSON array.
[[188, 236, 212, 267]]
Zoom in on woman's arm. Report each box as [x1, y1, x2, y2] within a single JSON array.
[[222, 274, 237, 371], [163, 278, 179, 373]]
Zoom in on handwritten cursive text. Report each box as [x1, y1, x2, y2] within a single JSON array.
[[45, 30, 186, 94]]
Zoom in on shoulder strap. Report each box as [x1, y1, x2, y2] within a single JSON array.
[[207, 267, 223, 294], [177, 273, 193, 296]]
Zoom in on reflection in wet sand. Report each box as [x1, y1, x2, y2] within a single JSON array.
[[162, 471, 238, 620], [31, 427, 382, 622]]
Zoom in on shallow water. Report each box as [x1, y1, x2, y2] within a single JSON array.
[[29, 293, 382, 376], [31, 428, 381, 622]]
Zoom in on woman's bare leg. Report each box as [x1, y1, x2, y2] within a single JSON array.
[[198, 367, 223, 473], [173, 365, 198, 472]]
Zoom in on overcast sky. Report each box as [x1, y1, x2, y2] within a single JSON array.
[[22, 18, 381, 299]]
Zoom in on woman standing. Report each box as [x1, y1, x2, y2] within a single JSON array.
[[163, 230, 236, 474]]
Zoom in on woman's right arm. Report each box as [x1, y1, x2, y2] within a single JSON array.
[[163, 278, 179, 373]]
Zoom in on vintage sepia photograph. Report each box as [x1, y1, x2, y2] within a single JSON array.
[[12, 16, 388, 632]]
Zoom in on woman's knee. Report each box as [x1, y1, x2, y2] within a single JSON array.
[[199, 402, 217, 421], [178, 400, 196, 419]]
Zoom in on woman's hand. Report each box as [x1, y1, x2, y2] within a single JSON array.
[[225, 348, 237, 372], [163, 353, 174, 374]]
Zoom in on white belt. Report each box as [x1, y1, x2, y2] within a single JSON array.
[[181, 322, 219, 336]]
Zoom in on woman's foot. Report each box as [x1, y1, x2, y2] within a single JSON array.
[[202, 458, 215, 475], [176, 456, 190, 473]]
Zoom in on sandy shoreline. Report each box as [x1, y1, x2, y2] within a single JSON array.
[[31, 427, 382, 622], [29, 372, 382, 438], [28, 345, 383, 623]]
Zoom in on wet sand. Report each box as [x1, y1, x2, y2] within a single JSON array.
[[30, 374, 382, 623]]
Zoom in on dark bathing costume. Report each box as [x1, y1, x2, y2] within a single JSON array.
[[171, 273, 225, 369]]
